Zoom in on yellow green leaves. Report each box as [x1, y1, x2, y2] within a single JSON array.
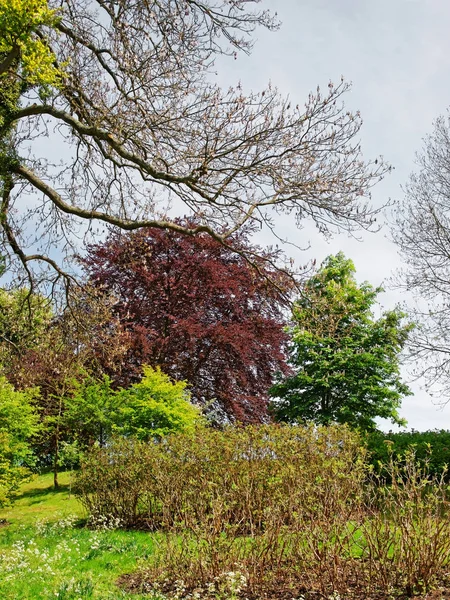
[[114, 366, 204, 440], [0, 0, 61, 88]]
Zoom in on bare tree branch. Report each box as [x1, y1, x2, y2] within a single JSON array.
[[393, 110, 450, 403], [1, 0, 388, 295]]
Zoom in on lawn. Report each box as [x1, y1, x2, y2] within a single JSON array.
[[0, 472, 158, 599]]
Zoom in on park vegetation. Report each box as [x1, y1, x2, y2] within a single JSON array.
[[3, 1, 450, 599], [1, 247, 450, 599]]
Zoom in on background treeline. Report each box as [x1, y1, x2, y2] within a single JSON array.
[[366, 429, 450, 480]]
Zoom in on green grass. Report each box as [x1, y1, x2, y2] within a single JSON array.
[[0, 472, 159, 599], [0, 471, 83, 527]]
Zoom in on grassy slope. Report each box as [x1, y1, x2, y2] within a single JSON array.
[[0, 472, 157, 599], [0, 471, 83, 526]]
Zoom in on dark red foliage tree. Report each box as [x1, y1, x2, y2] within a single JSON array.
[[82, 227, 291, 423]]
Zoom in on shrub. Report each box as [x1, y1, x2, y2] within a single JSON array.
[[75, 437, 161, 528], [361, 449, 450, 596], [113, 366, 203, 440], [76, 423, 366, 533], [80, 424, 450, 599], [0, 377, 40, 505], [78, 424, 369, 597]]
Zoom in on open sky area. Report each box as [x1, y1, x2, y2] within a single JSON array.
[[215, 0, 450, 431]]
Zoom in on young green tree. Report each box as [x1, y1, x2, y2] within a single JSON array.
[[64, 374, 118, 448], [270, 253, 413, 430], [64, 367, 202, 451], [0, 377, 40, 505], [114, 366, 203, 441]]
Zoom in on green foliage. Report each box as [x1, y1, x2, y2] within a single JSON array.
[[271, 252, 413, 430], [63, 366, 201, 454], [0, 287, 52, 374], [365, 428, 450, 481], [113, 366, 203, 440], [0, 0, 61, 90], [0, 376, 40, 506], [64, 375, 118, 449], [0, 1, 63, 226]]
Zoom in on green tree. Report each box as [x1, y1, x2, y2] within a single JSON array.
[[0, 376, 40, 505], [270, 253, 413, 430], [0, 285, 130, 488], [64, 374, 118, 448], [114, 366, 203, 441]]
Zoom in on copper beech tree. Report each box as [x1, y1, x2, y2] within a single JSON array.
[[82, 227, 291, 423], [0, 0, 389, 290]]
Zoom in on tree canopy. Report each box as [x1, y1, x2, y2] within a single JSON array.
[[0, 0, 61, 89], [393, 111, 450, 402], [0, 0, 388, 291], [114, 366, 202, 441], [82, 225, 291, 423], [64, 367, 202, 445], [270, 253, 412, 430]]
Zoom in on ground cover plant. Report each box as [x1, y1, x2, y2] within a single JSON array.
[[0, 472, 158, 599]]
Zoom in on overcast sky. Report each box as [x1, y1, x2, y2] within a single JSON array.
[[215, 0, 450, 431]]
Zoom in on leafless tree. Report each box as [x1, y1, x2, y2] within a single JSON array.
[[1, 0, 388, 293], [394, 111, 450, 402]]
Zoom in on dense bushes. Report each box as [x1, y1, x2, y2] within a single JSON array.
[[78, 424, 450, 599], [76, 423, 366, 531], [366, 429, 450, 480]]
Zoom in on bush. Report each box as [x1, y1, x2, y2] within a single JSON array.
[[113, 366, 203, 440], [0, 377, 40, 505], [361, 450, 450, 596], [78, 424, 368, 596], [76, 423, 366, 532], [79, 424, 450, 599]]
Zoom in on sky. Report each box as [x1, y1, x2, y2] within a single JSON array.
[[215, 0, 450, 431]]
